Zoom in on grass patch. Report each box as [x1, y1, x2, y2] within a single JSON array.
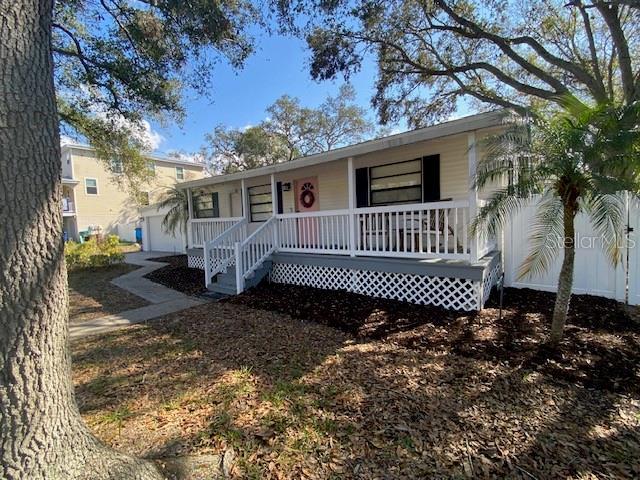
[[68, 264, 148, 323]]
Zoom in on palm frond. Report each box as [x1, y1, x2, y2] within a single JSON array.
[[471, 188, 527, 238], [584, 193, 626, 266], [518, 194, 564, 279], [158, 187, 189, 235]]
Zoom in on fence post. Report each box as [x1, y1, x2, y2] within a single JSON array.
[[235, 242, 244, 294]]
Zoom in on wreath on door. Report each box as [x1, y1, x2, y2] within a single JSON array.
[[299, 181, 315, 208]]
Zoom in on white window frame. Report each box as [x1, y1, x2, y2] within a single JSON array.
[[175, 166, 184, 180], [84, 177, 99, 195]]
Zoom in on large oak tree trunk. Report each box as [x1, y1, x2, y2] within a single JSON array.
[[549, 203, 577, 345], [0, 2, 163, 478]]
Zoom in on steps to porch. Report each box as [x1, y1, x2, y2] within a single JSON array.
[[208, 261, 272, 296]]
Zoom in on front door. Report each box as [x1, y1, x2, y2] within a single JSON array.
[[294, 176, 319, 247]]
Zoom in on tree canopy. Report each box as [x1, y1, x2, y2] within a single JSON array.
[[275, 0, 640, 126], [53, 0, 258, 187], [205, 84, 375, 173]]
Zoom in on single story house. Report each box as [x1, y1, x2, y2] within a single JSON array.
[[178, 110, 507, 311]]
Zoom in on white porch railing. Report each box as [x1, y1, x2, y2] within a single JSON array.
[[196, 199, 497, 293], [203, 219, 248, 288], [275, 201, 480, 260], [190, 217, 244, 248], [277, 210, 351, 254], [235, 216, 278, 293], [62, 197, 75, 214], [477, 199, 497, 258], [354, 200, 471, 259]]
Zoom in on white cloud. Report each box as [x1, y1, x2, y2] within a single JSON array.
[[89, 103, 165, 152], [138, 119, 164, 151], [165, 150, 205, 164]]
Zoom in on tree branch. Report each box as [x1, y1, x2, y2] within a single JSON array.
[[594, 2, 636, 101], [434, 0, 601, 103]]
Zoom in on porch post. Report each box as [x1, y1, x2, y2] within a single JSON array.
[[270, 173, 279, 248], [270, 173, 277, 215], [186, 187, 194, 248], [468, 131, 479, 263], [347, 156, 356, 257], [241, 179, 248, 221]]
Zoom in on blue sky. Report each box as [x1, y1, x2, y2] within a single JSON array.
[[150, 31, 388, 156]]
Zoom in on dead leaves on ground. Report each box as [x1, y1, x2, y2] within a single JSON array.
[[72, 302, 640, 479]]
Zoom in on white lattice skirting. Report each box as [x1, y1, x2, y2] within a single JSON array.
[[269, 262, 499, 311], [481, 261, 501, 307], [188, 255, 205, 270]]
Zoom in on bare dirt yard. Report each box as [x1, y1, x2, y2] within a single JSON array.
[[68, 264, 149, 323], [71, 284, 640, 479]]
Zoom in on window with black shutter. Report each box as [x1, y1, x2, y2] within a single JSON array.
[[193, 191, 220, 218], [357, 155, 440, 207]]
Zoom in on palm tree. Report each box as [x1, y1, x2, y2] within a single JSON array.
[[159, 186, 189, 236], [474, 102, 640, 345]]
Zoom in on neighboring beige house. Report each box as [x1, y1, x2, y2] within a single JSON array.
[[61, 143, 206, 242]]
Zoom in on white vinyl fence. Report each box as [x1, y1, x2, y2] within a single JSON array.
[[503, 198, 636, 304]]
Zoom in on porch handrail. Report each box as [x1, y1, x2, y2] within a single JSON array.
[[189, 216, 245, 248], [235, 216, 278, 293], [190, 216, 245, 223], [203, 219, 248, 288], [355, 200, 469, 215]]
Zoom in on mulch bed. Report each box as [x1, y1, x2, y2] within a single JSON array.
[[144, 255, 207, 296], [226, 282, 640, 395]]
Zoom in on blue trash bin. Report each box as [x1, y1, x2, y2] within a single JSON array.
[[135, 227, 142, 244]]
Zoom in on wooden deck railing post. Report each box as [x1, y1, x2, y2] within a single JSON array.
[[348, 157, 356, 256], [187, 187, 194, 248], [204, 240, 211, 289], [235, 242, 244, 294]]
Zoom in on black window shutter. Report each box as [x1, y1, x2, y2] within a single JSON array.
[[422, 155, 440, 202], [355, 167, 369, 208], [276, 181, 284, 214], [212, 192, 220, 218]]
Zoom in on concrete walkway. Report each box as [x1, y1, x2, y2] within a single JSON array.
[[70, 251, 207, 339]]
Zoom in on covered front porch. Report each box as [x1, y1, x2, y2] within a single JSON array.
[[180, 114, 503, 310]]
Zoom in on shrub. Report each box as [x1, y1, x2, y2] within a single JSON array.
[[65, 234, 125, 270]]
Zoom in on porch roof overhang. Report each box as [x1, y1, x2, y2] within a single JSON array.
[[177, 109, 508, 190], [62, 177, 79, 185]]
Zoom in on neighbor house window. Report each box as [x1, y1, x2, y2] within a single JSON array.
[[85, 178, 98, 195], [176, 166, 184, 180], [139, 191, 150, 206], [369, 158, 422, 206], [193, 191, 219, 218], [110, 158, 123, 174], [248, 184, 272, 222]]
